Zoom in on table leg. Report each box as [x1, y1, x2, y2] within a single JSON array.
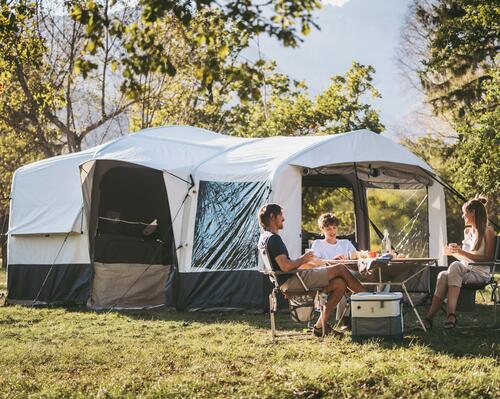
[[377, 268, 383, 292], [402, 283, 427, 333]]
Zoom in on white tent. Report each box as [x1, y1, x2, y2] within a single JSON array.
[[7, 126, 447, 309]]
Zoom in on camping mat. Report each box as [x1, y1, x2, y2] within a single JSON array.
[[89, 262, 170, 308]]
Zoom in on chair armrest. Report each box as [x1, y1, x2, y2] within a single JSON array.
[[468, 261, 499, 270], [467, 261, 497, 266]]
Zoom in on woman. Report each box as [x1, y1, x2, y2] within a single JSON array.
[[422, 197, 495, 329]]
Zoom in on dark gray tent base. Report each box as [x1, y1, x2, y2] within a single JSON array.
[[7, 266, 272, 312], [175, 270, 272, 312], [7, 264, 91, 305]]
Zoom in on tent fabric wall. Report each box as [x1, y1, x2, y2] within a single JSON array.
[[7, 126, 448, 310], [89, 263, 170, 309], [8, 148, 99, 235], [7, 263, 91, 305], [428, 183, 448, 265], [174, 270, 270, 311]]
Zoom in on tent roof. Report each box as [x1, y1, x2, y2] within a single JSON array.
[[195, 129, 434, 181], [9, 126, 436, 235]]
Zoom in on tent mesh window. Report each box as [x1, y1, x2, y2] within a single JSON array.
[[192, 181, 269, 270], [366, 187, 429, 258]]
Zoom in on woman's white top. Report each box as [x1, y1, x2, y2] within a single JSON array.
[[462, 229, 490, 277], [311, 239, 356, 260]]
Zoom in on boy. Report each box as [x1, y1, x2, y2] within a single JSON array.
[[311, 213, 358, 324], [311, 213, 356, 260]]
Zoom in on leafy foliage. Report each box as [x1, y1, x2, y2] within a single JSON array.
[[450, 66, 500, 221], [69, 0, 322, 101], [127, 8, 268, 131], [400, 0, 499, 233], [302, 187, 355, 235], [228, 62, 384, 137], [0, 1, 64, 158], [414, 0, 499, 118]]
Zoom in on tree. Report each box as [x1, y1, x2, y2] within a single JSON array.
[[0, 1, 64, 157], [450, 67, 499, 220], [315, 63, 384, 134], [227, 62, 384, 137], [0, 1, 136, 154], [69, 0, 322, 103], [398, 0, 499, 228], [399, 0, 499, 119], [127, 8, 269, 132]]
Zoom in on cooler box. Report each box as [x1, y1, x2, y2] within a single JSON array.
[[351, 292, 403, 341]]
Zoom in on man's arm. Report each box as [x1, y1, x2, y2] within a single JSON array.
[[275, 252, 316, 272]]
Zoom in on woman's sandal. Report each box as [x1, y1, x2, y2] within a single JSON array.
[[444, 313, 458, 329]]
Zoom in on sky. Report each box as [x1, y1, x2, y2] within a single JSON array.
[[255, 0, 424, 137]]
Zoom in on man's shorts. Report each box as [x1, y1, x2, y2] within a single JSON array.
[[280, 267, 330, 292]]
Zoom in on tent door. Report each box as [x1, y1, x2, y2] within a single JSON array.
[[86, 161, 175, 308], [302, 173, 369, 251]]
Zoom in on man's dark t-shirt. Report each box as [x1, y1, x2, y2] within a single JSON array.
[[258, 230, 290, 285]]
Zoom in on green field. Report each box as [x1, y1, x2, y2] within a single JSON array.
[[0, 269, 498, 398]]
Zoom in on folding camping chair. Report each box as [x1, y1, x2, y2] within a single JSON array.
[[258, 245, 328, 339], [461, 235, 500, 325]]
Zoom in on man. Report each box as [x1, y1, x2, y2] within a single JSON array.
[[257, 203, 366, 337]]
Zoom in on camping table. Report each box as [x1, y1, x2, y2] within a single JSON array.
[[358, 257, 438, 332], [324, 258, 438, 332]]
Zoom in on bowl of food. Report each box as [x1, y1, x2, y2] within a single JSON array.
[[369, 251, 378, 258]]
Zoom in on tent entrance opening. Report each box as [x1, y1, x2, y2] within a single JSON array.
[[302, 174, 358, 252], [90, 163, 174, 308]]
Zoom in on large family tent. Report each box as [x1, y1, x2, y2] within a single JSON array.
[[7, 126, 447, 310]]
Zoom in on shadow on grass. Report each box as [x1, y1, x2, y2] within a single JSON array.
[[19, 301, 500, 359], [363, 303, 500, 358]]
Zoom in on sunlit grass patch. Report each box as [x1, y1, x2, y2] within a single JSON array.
[[0, 269, 498, 398]]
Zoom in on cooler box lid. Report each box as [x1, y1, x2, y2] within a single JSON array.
[[351, 292, 403, 302]]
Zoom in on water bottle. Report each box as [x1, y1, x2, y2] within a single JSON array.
[[381, 229, 391, 254]]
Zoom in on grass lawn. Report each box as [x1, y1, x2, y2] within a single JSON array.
[[0, 269, 498, 398]]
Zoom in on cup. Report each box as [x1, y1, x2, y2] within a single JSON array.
[[369, 251, 378, 258]]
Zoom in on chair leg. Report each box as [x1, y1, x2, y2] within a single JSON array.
[[317, 291, 328, 337], [269, 292, 277, 339], [334, 295, 349, 330], [321, 304, 326, 337]]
